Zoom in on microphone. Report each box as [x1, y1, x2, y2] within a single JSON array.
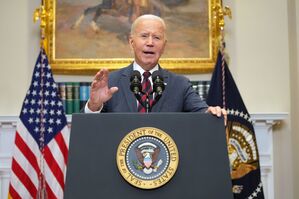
[[152, 71, 165, 96], [130, 70, 142, 95]]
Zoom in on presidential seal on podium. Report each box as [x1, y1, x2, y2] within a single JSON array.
[[116, 127, 179, 189]]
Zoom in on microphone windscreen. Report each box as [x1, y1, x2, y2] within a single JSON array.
[[152, 71, 163, 82], [130, 70, 141, 82]]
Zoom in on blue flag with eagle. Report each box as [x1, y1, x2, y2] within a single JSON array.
[[207, 50, 264, 198]]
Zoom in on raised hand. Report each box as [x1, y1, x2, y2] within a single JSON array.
[[87, 68, 118, 111]]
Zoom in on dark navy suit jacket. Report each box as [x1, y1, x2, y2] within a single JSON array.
[[101, 64, 208, 112]]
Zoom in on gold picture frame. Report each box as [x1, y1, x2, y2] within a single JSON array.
[[45, 0, 219, 75]]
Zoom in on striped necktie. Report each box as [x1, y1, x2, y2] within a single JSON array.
[[138, 71, 153, 112]]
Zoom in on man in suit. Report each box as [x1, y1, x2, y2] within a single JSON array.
[[85, 14, 226, 117]]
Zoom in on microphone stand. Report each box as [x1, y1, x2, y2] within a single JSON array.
[[132, 85, 161, 113], [134, 92, 153, 113], [145, 91, 161, 113], [136, 85, 164, 113], [144, 91, 163, 112], [145, 93, 150, 113]]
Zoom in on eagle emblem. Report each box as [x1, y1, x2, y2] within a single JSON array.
[[116, 127, 179, 189], [133, 142, 163, 175]]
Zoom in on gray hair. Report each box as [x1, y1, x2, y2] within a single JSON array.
[[130, 14, 166, 35]]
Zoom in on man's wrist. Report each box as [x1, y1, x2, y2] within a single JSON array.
[[87, 101, 103, 112], [85, 100, 103, 113]]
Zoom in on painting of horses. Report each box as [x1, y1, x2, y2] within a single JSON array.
[[48, 0, 217, 74]]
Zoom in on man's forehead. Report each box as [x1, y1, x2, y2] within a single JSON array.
[[135, 20, 165, 32]]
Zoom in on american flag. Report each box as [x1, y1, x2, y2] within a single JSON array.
[[8, 48, 70, 199]]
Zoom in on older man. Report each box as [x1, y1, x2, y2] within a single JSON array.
[[85, 14, 225, 118]]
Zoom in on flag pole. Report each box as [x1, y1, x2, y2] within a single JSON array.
[[212, 0, 232, 152], [33, 0, 51, 198], [212, 0, 232, 109]]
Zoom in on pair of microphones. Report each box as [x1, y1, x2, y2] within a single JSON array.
[[130, 70, 165, 111]]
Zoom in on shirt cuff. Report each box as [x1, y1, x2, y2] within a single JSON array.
[[84, 100, 103, 113]]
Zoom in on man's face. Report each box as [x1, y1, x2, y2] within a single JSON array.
[[129, 19, 167, 71]]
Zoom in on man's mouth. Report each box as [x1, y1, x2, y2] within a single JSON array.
[[143, 51, 155, 55]]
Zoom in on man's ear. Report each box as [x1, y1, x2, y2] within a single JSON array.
[[129, 36, 134, 50]]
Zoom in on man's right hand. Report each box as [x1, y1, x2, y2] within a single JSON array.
[[87, 68, 118, 111]]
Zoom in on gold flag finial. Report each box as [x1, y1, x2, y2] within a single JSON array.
[[213, 0, 232, 41], [33, 1, 52, 49]]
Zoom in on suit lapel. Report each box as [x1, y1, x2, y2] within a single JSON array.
[[119, 65, 138, 112]]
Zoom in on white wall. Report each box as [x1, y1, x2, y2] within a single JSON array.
[[289, 0, 299, 198], [0, 0, 40, 115], [0, 0, 298, 198]]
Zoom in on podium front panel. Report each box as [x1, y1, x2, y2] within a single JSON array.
[[65, 113, 233, 199]]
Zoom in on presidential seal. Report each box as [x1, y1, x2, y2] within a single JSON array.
[[226, 109, 263, 196], [116, 127, 179, 189]]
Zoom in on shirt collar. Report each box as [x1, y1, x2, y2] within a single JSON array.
[[133, 62, 159, 75]]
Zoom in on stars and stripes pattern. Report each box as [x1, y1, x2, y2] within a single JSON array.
[[8, 48, 70, 199], [138, 71, 153, 113]]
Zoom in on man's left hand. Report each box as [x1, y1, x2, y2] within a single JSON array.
[[206, 106, 227, 126]]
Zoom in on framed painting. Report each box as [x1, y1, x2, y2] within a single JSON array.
[[45, 0, 219, 75]]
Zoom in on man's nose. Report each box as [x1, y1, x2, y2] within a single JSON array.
[[146, 36, 154, 46]]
